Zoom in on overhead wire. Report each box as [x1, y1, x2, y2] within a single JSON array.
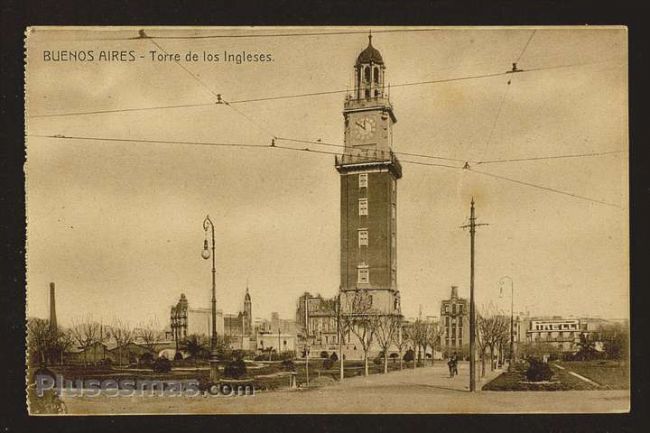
[[26, 58, 623, 119], [29, 133, 622, 208]]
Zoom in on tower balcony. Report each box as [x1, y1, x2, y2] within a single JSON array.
[[335, 148, 402, 179]]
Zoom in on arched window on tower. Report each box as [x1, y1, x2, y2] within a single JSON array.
[[364, 66, 371, 82], [373, 67, 379, 83]]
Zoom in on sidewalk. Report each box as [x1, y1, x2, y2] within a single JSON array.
[[61, 361, 629, 414]]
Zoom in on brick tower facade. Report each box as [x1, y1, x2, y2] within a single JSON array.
[[336, 35, 402, 318]]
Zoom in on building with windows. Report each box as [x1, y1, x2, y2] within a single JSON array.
[[334, 35, 403, 359], [524, 316, 615, 353], [295, 292, 340, 357], [440, 286, 470, 358], [168, 287, 253, 351]]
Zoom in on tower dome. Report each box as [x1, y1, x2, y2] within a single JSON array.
[[356, 34, 384, 66]]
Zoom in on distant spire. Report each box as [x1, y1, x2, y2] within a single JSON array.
[[368, 29, 372, 45]]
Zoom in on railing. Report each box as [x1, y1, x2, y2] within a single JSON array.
[[335, 148, 398, 166]]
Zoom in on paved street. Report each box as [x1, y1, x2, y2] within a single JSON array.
[[61, 361, 629, 414]]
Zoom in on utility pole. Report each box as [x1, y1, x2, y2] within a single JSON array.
[[338, 292, 344, 381], [461, 198, 488, 392]]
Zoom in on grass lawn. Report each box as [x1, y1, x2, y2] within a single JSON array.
[[554, 360, 629, 390], [483, 361, 595, 391], [35, 358, 427, 393]]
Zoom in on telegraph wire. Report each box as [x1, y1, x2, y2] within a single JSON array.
[[468, 168, 621, 208], [27, 102, 215, 119], [275, 137, 467, 164], [148, 34, 277, 138], [479, 78, 512, 161], [271, 144, 464, 169], [515, 30, 536, 63], [29, 133, 622, 208], [474, 150, 625, 165], [28, 134, 270, 149], [27, 58, 622, 119], [51, 28, 444, 42], [148, 37, 222, 101]]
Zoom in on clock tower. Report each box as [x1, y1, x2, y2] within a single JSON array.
[[336, 35, 402, 317]]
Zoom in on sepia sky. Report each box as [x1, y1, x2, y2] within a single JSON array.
[[25, 26, 628, 328]]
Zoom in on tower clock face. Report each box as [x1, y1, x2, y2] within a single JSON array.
[[352, 116, 376, 140]]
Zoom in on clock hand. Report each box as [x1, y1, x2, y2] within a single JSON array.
[[356, 121, 366, 130]]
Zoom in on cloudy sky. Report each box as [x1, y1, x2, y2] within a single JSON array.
[[25, 26, 628, 328]]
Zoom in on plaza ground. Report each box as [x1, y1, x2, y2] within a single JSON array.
[[60, 361, 629, 414]]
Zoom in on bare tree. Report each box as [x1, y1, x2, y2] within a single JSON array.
[[110, 319, 134, 367], [341, 290, 378, 376], [374, 314, 401, 374], [425, 321, 444, 366], [53, 328, 75, 365], [27, 318, 53, 366], [477, 304, 510, 375], [137, 318, 162, 355], [70, 317, 104, 367], [395, 322, 411, 370], [411, 319, 433, 367]]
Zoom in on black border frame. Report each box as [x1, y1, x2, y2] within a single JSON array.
[[1, 1, 648, 432]]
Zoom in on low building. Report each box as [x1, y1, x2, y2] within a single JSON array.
[[256, 331, 296, 355]]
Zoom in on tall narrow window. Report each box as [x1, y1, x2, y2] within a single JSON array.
[[358, 267, 369, 284], [358, 229, 369, 247], [359, 173, 368, 189], [359, 198, 368, 216], [373, 67, 379, 83]]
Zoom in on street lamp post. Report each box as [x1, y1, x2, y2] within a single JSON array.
[[498, 276, 515, 365], [202, 215, 219, 382]]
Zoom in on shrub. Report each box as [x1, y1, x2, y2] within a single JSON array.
[[390, 353, 399, 363], [139, 352, 154, 366], [281, 359, 296, 371], [322, 358, 333, 370], [223, 359, 247, 379], [320, 351, 329, 359], [525, 358, 553, 382], [329, 352, 338, 362], [372, 357, 382, 366], [231, 350, 245, 361], [174, 352, 183, 361], [253, 355, 265, 361], [152, 357, 172, 373], [403, 349, 415, 362]]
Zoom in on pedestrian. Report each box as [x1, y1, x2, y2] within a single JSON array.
[[447, 353, 455, 378], [451, 352, 459, 376]]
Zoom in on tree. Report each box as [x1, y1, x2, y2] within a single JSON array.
[[137, 318, 162, 355], [477, 304, 510, 375], [425, 322, 444, 366], [374, 314, 401, 373], [181, 334, 208, 368], [410, 319, 441, 367], [70, 317, 105, 367], [600, 323, 628, 363], [52, 328, 75, 365], [109, 319, 134, 367], [574, 332, 598, 361], [395, 323, 412, 370], [342, 290, 378, 376], [27, 318, 54, 367]]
